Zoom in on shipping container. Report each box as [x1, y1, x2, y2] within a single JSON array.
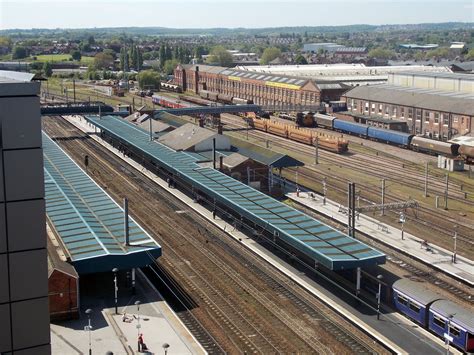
[[314, 113, 335, 129]]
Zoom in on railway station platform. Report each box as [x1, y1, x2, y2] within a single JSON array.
[[287, 192, 474, 287], [62, 114, 456, 354], [51, 270, 203, 355], [43, 132, 162, 274]]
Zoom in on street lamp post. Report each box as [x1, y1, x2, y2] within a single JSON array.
[[376, 274, 383, 320], [135, 300, 141, 352], [453, 226, 457, 264], [112, 268, 119, 315], [162, 343, 170, 355], [85, 308, 93, 355], [399, 213, 406, 240]]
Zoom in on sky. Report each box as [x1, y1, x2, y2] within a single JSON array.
[[0, 0, 473, 30]]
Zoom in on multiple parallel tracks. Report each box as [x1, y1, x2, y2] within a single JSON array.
[[43, 116, 386, 354]]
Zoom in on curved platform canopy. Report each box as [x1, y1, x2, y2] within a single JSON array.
[[84, 115, 385, 270], [43, 132, 161, 274]]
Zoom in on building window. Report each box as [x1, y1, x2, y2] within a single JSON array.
[[408, 108, 413, 119], [425, 111, 431, 122], [442, 114, 449, 125], [453, 116, 459, 123], [385, 105, 390, 115], [392, 107, 397, 117], [433, 315, 445, 329], [434, 113, 439, 124], [371, 103, 375, 113], [365, 102, 369, 112], [378, 104, 383, 114], [416, 109, 422, 121], [400, 107, 405, 118]]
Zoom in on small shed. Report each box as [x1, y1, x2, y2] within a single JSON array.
[[158, 123, 231, 152], [437, 155, 464, 172], [47, 239, 79, 321]]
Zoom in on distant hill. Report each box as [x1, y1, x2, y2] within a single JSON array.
[[1, 22, 473, 37]]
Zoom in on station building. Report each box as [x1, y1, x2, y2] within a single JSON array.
[[342, 72, 474, 139]]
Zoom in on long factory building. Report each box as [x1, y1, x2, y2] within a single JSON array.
[[174, 63, 452, 109], [342, 71, 474, 139]]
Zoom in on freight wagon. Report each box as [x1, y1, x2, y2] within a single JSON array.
[[367, 126, 413, 147], [410, 136, 460, 156], [333, 120, 369, 137]]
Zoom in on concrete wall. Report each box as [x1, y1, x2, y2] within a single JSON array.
[[389, 73, 474, 94], [0, 78, 50, 354]]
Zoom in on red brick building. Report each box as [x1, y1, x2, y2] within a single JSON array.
[[343, 84, 473, 140], [174, 64, 348, 108], [48, 242, 79, 321]]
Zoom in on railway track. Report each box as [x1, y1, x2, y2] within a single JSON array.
[[220, 115, 474, 249], [223, 114, 474, 204], [43, 116, 386, 354], [296, 204, 474, 306]]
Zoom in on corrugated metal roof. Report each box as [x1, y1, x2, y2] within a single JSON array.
[[84, 115, 385, 270], [430, 299, 474, 333], [393, 71, 474, 81], [43, 132, 161, 273], [344, 84, 474, 116]]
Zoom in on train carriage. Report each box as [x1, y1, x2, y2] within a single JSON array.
[[314, 113, 336, 129], [367, 126, 414, 147], [333, 119, 369, 137], [217, 94, 234, 104], [459, 144, 474, 163], [392, 279, 440, 327], [410, 136, 460, 156], [429, 300, 474, 352]]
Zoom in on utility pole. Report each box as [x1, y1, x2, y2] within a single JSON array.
[[381, 179, 386, 216], [348, 182, 352, 236], [453, 225, 457, 264], [212, 138, 216, 169], [73, 79, 76, 103], [444, 173, 449, 210], [424, 162, 429, 197], [149, 118, 153, 141], [322, 177, 327, 205], [314, 136, 319, 165]]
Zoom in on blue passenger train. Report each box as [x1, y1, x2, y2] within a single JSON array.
[[392, 279, 474, 352]]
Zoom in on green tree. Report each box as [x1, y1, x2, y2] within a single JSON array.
[[206, 46, 233, 67], [12, 46, 28, 59], [260, 47, 282, 65], [159, 44, 166, 67], [88, 35, 95, 46], [163, 59, 179, 75], [0, 36, 12, 48], [120, 47, 129, 71], [465, 48, 474, 60], [137, 70, 161, 90], [70, 50, 82, 61], [367, 47, 396, 60], [94, 52, 114, 70], [43, 62, 52, 77], [294, 54, 308, 65]]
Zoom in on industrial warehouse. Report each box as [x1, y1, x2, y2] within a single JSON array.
[[342, 71, 474, 139]]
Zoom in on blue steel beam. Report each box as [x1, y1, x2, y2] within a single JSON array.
[[153, 104, 261, 117]]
